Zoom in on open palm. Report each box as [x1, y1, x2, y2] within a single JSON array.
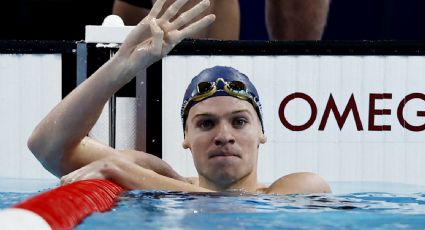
[[116, 0, 215, 76]]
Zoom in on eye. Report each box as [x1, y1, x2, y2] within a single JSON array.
[[197, 119, 215, 130], [232, 117, 248, 129]]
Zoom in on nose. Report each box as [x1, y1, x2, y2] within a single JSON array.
[[213, 122, 235, 146]]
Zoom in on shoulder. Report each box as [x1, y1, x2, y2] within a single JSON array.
[[265, 172, 331, 195]]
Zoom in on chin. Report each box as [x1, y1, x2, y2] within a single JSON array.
[[210, 169, 241, 184]]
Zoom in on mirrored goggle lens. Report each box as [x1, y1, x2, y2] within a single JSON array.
[[197, 82, 214, 94], [227, 80, 246, 92]]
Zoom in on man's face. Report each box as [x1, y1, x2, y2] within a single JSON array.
[[183, 96, 266, 188]]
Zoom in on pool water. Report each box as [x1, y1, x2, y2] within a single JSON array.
[[1, 179, 425, 229], [0, 178, 58, 209], [77, 191, 425, 229]]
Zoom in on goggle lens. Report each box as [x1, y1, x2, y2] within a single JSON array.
[[197, 82, 214, 95], [228, 81, 246, 92]]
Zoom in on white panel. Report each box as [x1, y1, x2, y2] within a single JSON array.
[[362, 56, 385, 142], [0, 54, 61, 180], [115, 97, 137, 149], [272, 56, 297, 144], [338, 143, 362, 181], [250, 56, 276, 183], [0, 54, 20, 178], [383, 56, 407, 141], [294, 56, 320, 143], [272, 143, 297, 180], [2, 52, 424, 185], [295, 143, 318, 172], [316, 56, 341, 142], [405, 143, 425, 185], [405, 57, 425, 142], [383, 143, 406, 183], [88, 97, 140, 149], [317, 143, 340, 181], [361, 143, 384, 182], [162, 55, 425, 186], [339, 56, 364, 141]]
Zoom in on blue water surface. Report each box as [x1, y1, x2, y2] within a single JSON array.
[[0, 178, 58, 209], [76, 190, 425, 230], [1, 179, 425, 229]]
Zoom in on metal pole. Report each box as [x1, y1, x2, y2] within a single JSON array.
[[109, 50, 116, 148]]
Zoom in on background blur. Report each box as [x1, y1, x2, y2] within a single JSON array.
[[1, 0, 425, 41]]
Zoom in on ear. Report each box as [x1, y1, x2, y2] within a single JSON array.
[[259, 133, 267, 144]]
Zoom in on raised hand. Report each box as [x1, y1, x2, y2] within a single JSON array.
[[116, 0, 215, 76], [28, 0, 215, 181]]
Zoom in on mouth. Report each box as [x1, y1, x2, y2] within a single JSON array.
[[209, 150, 241, 159]]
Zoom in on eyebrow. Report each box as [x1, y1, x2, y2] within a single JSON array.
[[191, 109, 253, 122], [230, 109, 252, 116]]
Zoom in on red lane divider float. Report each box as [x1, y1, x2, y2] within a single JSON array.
[[1, 179, 125, 230]]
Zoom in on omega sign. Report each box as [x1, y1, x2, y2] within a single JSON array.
[[278, 92, 425, 132]]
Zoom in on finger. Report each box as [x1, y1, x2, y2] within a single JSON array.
[[167, 0, 210, 31], [160, 0, 189, 22], [150, 19, 164, 56], [169, 14, 215, 44], [148, 0, 167, 18], [60, 167, 88, 185], [77, 172, 96, 181], [60, 170, 77, 185], [61, 175, 75, 185], [60, 176, 67, 185]]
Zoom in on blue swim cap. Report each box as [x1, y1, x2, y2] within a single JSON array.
[[181, 66, 264, 132]]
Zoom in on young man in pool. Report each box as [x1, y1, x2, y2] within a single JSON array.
[[28, 0, 331, 194]]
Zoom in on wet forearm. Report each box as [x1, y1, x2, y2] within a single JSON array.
[[106, 157, 212, 192], [27, 56, 137, 174], [123, 150, 186, 181]]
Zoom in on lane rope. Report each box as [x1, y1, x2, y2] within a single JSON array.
[[1, 179, 124, 230]]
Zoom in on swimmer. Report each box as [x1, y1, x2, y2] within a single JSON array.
[[28, 0, 331, 194]]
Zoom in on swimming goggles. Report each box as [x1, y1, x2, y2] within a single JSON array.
[[182, 77, 261, 116]]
